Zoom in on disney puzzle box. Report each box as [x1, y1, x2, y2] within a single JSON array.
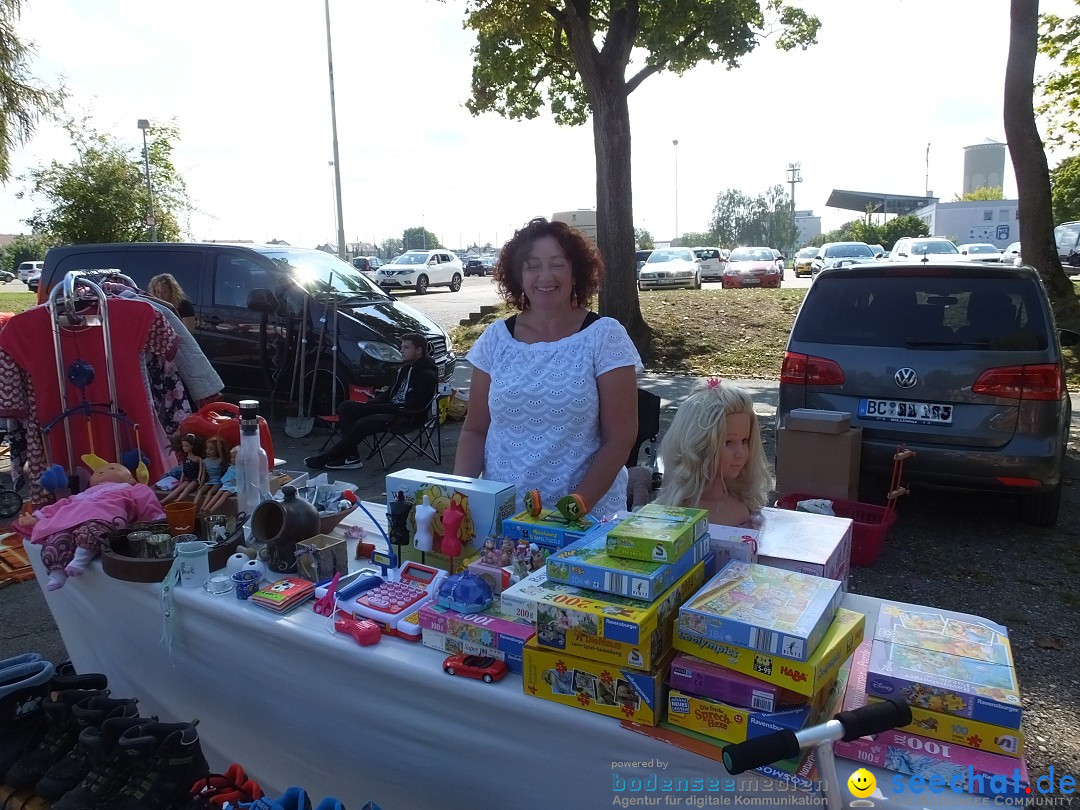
[[866, 602, 1022, 729], [677, 561, 843, 662]]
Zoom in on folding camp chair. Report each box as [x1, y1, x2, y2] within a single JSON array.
[[363, 394, 443, 471], [317, 385, 375, 451]]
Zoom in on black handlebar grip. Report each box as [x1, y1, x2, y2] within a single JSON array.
[[722, 729, 800, 775], [836, 698, 912, 741]]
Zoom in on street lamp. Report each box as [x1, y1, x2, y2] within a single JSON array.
[[137, 119, 156, 241], [672, 139, 679, 244], [324, 0, 347, 261]]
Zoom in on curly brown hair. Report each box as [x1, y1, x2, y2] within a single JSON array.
[[493, 217, 603, 311]]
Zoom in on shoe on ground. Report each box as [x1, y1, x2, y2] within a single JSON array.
[[324, 456, 363, 470], [303, 454, 328, 470]]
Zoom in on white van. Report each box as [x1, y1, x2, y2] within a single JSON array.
[[18, 261, 43, 285]]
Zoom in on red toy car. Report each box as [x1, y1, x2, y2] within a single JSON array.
[[334, 615, 381, 646], [442, 654, 508, 683]]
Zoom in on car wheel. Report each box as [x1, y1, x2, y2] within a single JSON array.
[[416, 274, 429, 295], [482, 673, 493, 683], [1019, 482, 1061, 526], [446, 666, 455, 676], [449, 273, 462, 292]]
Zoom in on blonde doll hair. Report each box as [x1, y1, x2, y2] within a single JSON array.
[[655, 381, 770, 513]]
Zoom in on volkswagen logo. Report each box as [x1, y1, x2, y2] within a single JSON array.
[[894, 367, 918, 389]]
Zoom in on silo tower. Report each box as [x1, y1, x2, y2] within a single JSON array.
[[963, 139, 1006, 195]]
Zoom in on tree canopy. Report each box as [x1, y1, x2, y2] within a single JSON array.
[[955, 186, 1005, 201], [0, 0, 64, 182], [1037, 2, 1080, 151], [708, 185, 797, 250], [1051, 154, 1080, 223], [460, 0, 819, 353], [18, 118, 189, 243], [402, 227, 441, 251], [810, 214, 928, 251]]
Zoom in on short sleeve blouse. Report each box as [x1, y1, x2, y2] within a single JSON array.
[[468, 315, 642, 519]]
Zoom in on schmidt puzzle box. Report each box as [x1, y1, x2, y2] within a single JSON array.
[[604, 503, 709, 563], [866, 602, 1022, 730]]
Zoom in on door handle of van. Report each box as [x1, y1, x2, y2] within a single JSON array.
[[203, 315, 222, 325]]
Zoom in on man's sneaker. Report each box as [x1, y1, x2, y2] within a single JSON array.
[[303, 454, 328, 470], [324, 456, 363, 470]]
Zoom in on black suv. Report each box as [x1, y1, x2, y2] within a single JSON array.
[[778, 263, 1077, 525], [39, 243, 455, 411]]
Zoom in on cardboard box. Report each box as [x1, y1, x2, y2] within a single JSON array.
[[672, 606, 865, 697], [775, 426, 862, 502], [835, 643, 1030, 800], [420, 627, 523, 673], [667, 653, 806, 713], [385, 469, 517, 556], [707, 524, 759, 570], [546, 519, 710, 601], [678, 562, 843, 662], [784, 409, 852, 434], [756, 506, 852, 588], [418, 601, 535, 666], [666, 689, 812, 745], [500, 562, 707, 671], [467, 559, 517, 594], [604, 504, 709, 563], [522, 640, 671, 725], [501, 509, 598, 550], [293, 533, 348, 582], [866, 603, 1022, 729]]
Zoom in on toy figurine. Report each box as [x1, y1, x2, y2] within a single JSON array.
[[414, 495, 436, 552], [523, 490, 543, 517], [529, 543, 545, 572], [440, 500, 465, 557], [388, 490, 410, 548], [15, 462, 164, 590], [202, 446, 238, 515], [511, 541, 532, 580], [162, 433, 206, 504], [481, 537, 497, 565], [498, 537, 515, 567], [555, 493, 587, 524], [194, 436, 229, 512]]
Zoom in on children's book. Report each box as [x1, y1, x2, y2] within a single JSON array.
[[249, 577, 316, 613]]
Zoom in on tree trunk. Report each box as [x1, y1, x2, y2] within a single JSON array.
[[591, 74, 652, 360], [1005, 0, 1080, 331]]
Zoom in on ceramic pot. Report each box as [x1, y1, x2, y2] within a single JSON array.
[[250, 486, 320, 574]]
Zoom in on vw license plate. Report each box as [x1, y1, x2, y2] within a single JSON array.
[[859, 399, 952, 425]]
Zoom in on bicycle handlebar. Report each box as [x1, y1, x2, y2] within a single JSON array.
[[721, 698, 911, 775]]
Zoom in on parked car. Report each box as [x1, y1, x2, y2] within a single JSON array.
[[691, 247, 726, 281], [374, 249, 463, 294], [351, 256, 382, 276], [442, 654, 508, 683], [722, 247, 783, 289], [39, 243, 456, 410], [0, 269, 13, 283], [811, 242, 877, 276], [637, 248, 701, 290], [868, 244, 886, 258], [888, 237, 961, 262], [956, 243, 1003, 261], [464, 258, 486, 277], [793, 247, 819, 278], [1054, 221, 1080, 275], [635, 249, 654, 270], [778, 262, 1077, 525], [770, 248, 786, 271], [17, 260, 43, 286], [1002, 242, 1022, 266]]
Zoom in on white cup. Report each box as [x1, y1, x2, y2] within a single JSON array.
[[176, 541, 211, 589]]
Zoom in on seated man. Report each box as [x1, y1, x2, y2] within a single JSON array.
[[305, 332, 438, 470]]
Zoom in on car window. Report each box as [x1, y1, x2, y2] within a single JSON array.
[[729, 248, 773, 261], [824, 244, 873, 258], [215, 255, 274, 307], [694, 249, 719, 260], [911, 240, 959, 255], [797, 248, 818, 258], [792, 275, 1047, 350], [1055, 222, 1080, 254], [259, 248, 384, 297]]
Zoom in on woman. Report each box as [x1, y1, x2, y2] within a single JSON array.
[[148, 273, 197, 331], [454, 217, 640, 520]]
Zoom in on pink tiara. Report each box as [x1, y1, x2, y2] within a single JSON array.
[[707, 377, 722, 389]]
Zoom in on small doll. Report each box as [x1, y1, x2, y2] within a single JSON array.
[[162, 433, 206, 504], [655, 380, 770, 528], [481, 537, 497, 565], [529, 543, 545, 572], [202, 445, 239, 515], [498, 537, 515, 567], [16, 462, 164, 590], [194, 437, 229, 512]]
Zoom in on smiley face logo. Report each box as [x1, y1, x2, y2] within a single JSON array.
[[848, 768, 876, 798]]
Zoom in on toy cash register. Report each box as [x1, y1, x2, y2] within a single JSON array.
[[339, 561, 447, 640]]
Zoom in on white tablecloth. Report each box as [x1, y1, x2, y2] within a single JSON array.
[[26, 504, 993, 809]]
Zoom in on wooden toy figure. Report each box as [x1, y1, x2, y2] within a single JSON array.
[[440, 500, 465, 557], [414, 495, 436, 552]]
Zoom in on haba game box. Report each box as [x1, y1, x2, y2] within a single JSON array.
[[677, 561, 842, 662], [866, 602, 1022, 729]]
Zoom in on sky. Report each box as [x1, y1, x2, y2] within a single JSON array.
[[1, 0, 1075, 249]]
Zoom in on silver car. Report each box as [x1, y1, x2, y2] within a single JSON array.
[[778, 263, 1077, 525], [637, 248, 701, 290]]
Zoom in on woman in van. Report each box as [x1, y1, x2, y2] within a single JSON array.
[[148, 273, 197, 331]]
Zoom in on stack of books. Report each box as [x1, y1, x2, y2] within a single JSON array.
[[249, 577, 316, 613]]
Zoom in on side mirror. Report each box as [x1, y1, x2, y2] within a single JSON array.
[[247, 288, 280, 314], [429, 258, 438, 265]]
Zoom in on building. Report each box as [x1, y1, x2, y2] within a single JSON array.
[[913, 199, 1018, 248], [794, 210, 821, 245], [963, 139, 1007, 195]]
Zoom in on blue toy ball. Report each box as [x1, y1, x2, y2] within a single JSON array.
[[40, 464, 69, 493], [436, 571, 494, 614]]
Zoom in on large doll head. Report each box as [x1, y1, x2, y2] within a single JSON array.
[[656, 380, 770, 513], [90, 462, 136, 487]]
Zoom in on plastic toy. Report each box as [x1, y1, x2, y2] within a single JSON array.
[[313, 572, 341, 617], [414, 495, 436, 552], [481, 538, 497, 565], [440, 500, 465, 557], [387, 490, 410, 548], [442, 654, 508, 683], [522, 489, 588, 525], [336, 561, 447, 640], [436, 571, 494, 614], [334, 614, 381, 646]]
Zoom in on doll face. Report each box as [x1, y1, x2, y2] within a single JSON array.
[[90, 462, 135, 486], [717, 411, 752, 483]]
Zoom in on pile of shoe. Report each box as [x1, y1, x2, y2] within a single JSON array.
[[1, 653, 211, 809], [220, 787, 378, 810]]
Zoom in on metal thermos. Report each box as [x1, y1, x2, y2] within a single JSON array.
[[235, 399, 271, 520]]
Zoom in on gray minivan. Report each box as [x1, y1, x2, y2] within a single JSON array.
[[777, 263, 1077, 525], [40, 243, 455, 410]]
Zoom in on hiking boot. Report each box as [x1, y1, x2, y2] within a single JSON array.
[[35, 696, 139, 799], [182, 762, 265, 809], [3, 687, 108, 790], [50, 661, 108, 694], [234, 786, 313, 810], [50, 714, 148, 810], [108, 720, 210, 810], [0, 655, 55, 776]]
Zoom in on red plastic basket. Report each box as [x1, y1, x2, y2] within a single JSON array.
[[774, 493, 898, 567]]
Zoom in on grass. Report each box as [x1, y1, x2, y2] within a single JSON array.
[[452, 287, 1080, 389]]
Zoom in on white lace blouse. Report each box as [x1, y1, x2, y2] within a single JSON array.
[[467, 315, 643, 519]]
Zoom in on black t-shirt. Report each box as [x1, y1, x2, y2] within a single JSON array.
[[176, 299, 195, 319]]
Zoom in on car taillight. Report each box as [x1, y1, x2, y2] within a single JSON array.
[[780, 352, 845, 385], [972, 364, 1063, 401]]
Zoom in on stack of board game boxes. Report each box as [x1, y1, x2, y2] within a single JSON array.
[[503, 504, 712, 725], [666, 560, 865, 776], [832, 603, 1030, 801]]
